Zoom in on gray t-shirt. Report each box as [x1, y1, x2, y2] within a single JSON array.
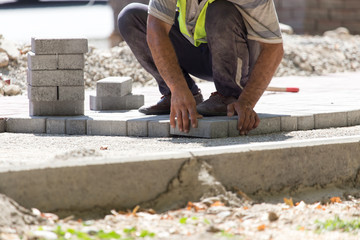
[[148, 0, 283, 44]]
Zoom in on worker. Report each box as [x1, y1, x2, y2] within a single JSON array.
[[118, 0, 284, 135]]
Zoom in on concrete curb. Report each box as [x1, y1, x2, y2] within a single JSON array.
[[0, 135, 359, 216]]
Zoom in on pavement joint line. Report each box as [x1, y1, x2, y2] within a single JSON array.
[[1, 135, 359, 214]]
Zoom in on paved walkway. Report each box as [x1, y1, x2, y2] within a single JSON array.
[[1, 72, 360, 138]]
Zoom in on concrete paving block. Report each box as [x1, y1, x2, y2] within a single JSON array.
[[28, 85, 57, 101], [96, 77, 132, 97], [0, 118, 5, 133], [27, 51, 57, 70], [66, 118, 87, 135], [281, 116, 298, 132], [314, 112, 347, 129], [30, 100, 84, 116], [127, 118, 149, 137], [58, 54, 85, 70], [347, 110, 360, 126], [59, 86, 84, 101], [170, 118, 229, 138], [5, 117, 46, 133], [297, 115, 315, 130], [46, 118, 66, 134], [148, 119, 171, 137], [87, 119, 127, 136], [89, 94, 144, 110], [28, 70, 84, 87], [248, 116, 281, 136], [31, 38, 88, 54]]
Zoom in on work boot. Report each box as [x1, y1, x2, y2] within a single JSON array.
[[196, 92, 237, 116], [139, 91, 204, 115]]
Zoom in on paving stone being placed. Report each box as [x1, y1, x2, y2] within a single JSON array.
[[28, 70, 84, 87], [89, 94, 144, 110], [0, 118, 5, 133], [87, 119, 127, 136], [59, 86, 84, 101], [30, 100, 84, 116], [248, 115, 281, 136], [96, 77, 132, 97], [46, 118, 66, 134], [66, 118, 88, 135], [314, 112, 348, 129], [31, 38, 88, 54], [297, 115, 315, 130], [5, 117, 46, 133], [170, 118, 229, 138], [280, 115, 298, 132], [347, 110, 360, 126], [148, 119, 171, 137], [27, 85, 57, 101]]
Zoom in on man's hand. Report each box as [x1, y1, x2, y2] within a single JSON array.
[[227, 100, 260, 135], [170, 88, 202, 133]]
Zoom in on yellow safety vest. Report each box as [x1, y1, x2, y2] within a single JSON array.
[[177, 0, 215, 47]]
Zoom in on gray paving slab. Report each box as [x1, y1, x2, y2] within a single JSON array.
[[127, 118, 149, 137], [59, 86, 84, 101], [297, 115, 315, 130], [58, 54, 85, 70], [46, 118, 66, 134], [27, 85, 57, 101], [249, 116, 281, 136], [0, 118, 5, 132], [66, 117, 88, 135], [5, 117, 46, 133], [96, 77, 132, 97], [28, 70, 84, 87], [87, 119, 127, 136], [280, 116, 298, 132], [314, 112, 348, 129], [148, 119, 171, 137], [170, 118, 229, 138], [348, 110, 360, 126], [27, 52, 85, 70], [31, 38, 88, 54], [89, 94, 144, 111], [30, 100, 84, 116]]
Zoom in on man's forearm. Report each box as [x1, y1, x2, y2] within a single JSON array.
[[238, 42, 284, 107], [146, 15, 188, 92]]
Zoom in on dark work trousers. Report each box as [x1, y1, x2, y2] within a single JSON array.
[[118, 1, 260, 98]]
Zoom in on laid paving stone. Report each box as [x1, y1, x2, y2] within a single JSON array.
[[127, 118, 149, 137], [89, 94, 144, 110], [66, 117, 88, 135], [281, 115, 298, 132], [46, 118, 66, 134], [297, 115, 315, 130], [148, 119, 171, 137], [27, 85, 57, 101], [0, 118, 5, 133], [87, 119, 127, 136], [170, 118, 229, 138], [5, 117, 46, 133], [30, 100, 84, 116], [58, 54, 85, 70], [314, 112, 348, 129], [96, 77, 132, 97], [31, 38, 88, 54], [27, 51, 57, 70], [28, 70, 84, 86], [59, 86, 84, 101], [347, 110, 360, 126]]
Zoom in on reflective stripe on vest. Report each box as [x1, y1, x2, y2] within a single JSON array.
[[177, 0, 215, 47]]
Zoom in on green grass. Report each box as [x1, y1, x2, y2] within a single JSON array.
[[315, 215, 360, 233]]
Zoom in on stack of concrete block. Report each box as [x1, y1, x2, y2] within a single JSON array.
[[90, 77, 144, 110], [27, 38, 88, 116]]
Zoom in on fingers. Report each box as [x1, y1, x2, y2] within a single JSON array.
[[182, 110, 190, 133], [170, 109, 176, 129], [170, 106, 201, 133], [189, 108, 198, 129], [227, 103, 235, 117]]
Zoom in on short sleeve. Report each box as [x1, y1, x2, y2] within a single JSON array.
[[233, 0, 282, 43], [148, 0, 177, 26]]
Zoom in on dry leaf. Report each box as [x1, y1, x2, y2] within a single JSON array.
[[100, 146, 108, 150], [330, 197, 342, 203], [132, 205, 140, 216], [211, 201, 225, 207], [257, 224, 266, 231], [283, 198, 294, 207]]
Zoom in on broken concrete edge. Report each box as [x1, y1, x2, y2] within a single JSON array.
[[1, 135, 360, 216]]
